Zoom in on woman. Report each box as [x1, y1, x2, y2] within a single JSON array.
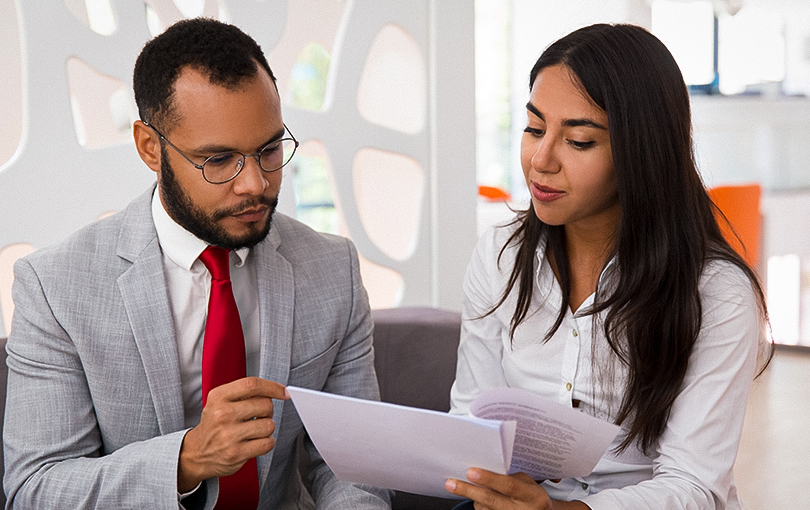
[[445, 24, 770, 509]]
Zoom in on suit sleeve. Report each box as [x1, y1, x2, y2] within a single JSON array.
[[302, 238, 392, 509], [3, 257, 199, 510]]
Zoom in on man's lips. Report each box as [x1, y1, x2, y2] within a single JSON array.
[[232, 205, 269, 223], [531, 182, 565, 202]]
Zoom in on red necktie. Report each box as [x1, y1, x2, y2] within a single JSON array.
[[199, 246, 260, 510]]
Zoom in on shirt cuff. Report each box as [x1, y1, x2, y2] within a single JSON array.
[[178, 481, 203, 501]]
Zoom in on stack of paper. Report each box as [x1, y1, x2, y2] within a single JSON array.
[[287, 386, 620, 498]]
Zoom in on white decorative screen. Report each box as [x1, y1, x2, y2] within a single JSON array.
[[0, 0, 476, 337]]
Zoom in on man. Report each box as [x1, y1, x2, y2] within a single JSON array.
[[3, 18, 390, 510]]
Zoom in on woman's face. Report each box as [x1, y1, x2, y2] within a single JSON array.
[[521, 64, 620, 235]]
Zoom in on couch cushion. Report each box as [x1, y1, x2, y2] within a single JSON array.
[[372, 307, 461, 413]]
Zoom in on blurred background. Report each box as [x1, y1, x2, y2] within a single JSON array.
[[1, 0, 809, 347]]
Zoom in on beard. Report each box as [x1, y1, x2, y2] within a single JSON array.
[[158, 146, 277, 250]]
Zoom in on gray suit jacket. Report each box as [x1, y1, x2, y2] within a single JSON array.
[[3, 187, 391, 509]]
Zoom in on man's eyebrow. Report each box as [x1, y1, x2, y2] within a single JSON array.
[[194, 126, 287, 154], [526, 101, 607, 130]]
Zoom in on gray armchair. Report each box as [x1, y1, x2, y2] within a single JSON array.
[[370, 307, 462, 510]]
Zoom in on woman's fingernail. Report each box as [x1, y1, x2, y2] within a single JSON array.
[[445, 479, 457, 492]]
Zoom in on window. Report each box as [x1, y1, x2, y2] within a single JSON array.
[[652, 0, 716, 87]]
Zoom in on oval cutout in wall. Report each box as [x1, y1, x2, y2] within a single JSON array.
[[357, 24, 426, 134], [353, 148, 424, 261]]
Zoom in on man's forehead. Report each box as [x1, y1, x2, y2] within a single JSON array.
[[165, 65, 281, 134], [173, 65, 252, 94], [175, 58, 276, 91]]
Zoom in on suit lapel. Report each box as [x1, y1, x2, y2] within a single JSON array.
[[116, 187, 185, 434], [114, 191, 296, 482], [252, 222, 295, 489]]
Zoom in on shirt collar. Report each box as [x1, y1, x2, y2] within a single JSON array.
[[151, 187, 250, 270], [533, 233, 618, 312]]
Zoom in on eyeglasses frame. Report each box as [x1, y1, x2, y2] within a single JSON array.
[[142, 121, 299, 184]]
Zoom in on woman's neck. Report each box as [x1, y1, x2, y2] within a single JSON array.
[[550, 212, 619, 313]]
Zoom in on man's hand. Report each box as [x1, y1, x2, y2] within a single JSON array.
[[445, 469, 589, 510], [177, 377, 289, 493]]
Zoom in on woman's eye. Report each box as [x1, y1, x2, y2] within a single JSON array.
[[569, 140, 595, 150], [523, 127, 544, 136]]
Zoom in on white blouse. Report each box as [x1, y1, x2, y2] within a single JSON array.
[[450, 221, 761, 509]]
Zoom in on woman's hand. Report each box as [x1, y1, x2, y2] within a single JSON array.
[[445, 469, 589, 510]]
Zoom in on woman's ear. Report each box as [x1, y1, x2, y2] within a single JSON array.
[[132, 120, 161, 174]]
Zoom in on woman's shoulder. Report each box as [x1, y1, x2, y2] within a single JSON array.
[[699, 257, 760, 309], [479, 216, 521, 245], [475, 214, 540, 259], [700, 258, 755, 288], [465, 217, 527, 293]]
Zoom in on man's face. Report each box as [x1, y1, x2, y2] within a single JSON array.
[[155, 66, 284, 249]]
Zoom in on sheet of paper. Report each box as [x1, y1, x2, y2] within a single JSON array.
[[470, 387, 621, 480], [287, 386, 515, 499]]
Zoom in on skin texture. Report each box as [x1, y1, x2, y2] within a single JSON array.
[[132, 65, 290, 493], [444, 64, 618, 510], [445, 470, 588, 510], [157, 143, 279, 250], [134, 65, 284, 250]]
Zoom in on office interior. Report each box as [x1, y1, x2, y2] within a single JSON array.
[[0, 0, 807, 508]]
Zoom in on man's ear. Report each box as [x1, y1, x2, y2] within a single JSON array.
[[133, 120, 161, 174]]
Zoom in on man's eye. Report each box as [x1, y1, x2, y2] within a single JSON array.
[[261, 142, 283, 155], [205, 152, 237, 167]]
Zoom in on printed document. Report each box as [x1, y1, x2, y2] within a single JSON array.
[[287, 386, 620, 498]]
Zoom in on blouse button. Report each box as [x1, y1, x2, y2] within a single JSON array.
[[572, 330, 578, 337], [565, 382, 572, 391]]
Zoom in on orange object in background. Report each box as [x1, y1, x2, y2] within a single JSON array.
[[478, 185, 511, 202], [707, 184, 762, 269]]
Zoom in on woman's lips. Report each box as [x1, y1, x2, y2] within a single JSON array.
[[531, 182, 565, 202]]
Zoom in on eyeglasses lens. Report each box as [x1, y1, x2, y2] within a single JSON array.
[[201, 139, 297, 184]]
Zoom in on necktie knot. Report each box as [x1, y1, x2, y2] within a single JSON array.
[[199, 246, 231, 281]]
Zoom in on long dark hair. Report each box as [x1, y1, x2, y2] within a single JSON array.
[[494, 24, 771, 454]]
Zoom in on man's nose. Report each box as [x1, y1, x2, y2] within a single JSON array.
[[231, 155, 269, 195]]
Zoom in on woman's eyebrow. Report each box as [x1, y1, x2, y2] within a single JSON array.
[[526, 101, 544, 120], [526, 101, 607, 130], [562, 118, 607, 130]]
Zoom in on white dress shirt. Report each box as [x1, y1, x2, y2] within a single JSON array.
[[451, 221, 761, 509], [151, 189, 261, 429]]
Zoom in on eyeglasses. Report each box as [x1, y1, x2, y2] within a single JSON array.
[[143, 122, 299, 184]]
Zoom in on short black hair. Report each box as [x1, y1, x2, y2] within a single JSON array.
[[133, 17, 276, 130]]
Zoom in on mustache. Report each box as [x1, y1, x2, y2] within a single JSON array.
[[211, 195, 278, 221]]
